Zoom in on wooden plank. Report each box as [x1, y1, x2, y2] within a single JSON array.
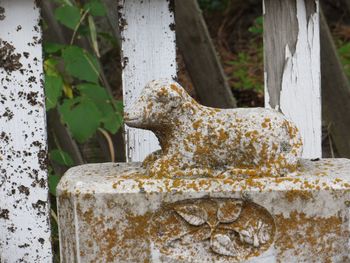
[[175, 0, 236, 108], [344, 0, 350, 15], [320, 9, 350, 157], [0, 1, 52, 261], [263, 0, 321, 159], [119, 0, 177, 162]]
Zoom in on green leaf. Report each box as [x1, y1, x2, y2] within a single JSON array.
[[77, 83, 123, 133], [102, 110, 123, 133], [44, 43, 65, 54], [44, 58, 59, 76], [77, 25, 91, 36], [78, 83, 108, 101], [50, 149, 74, 166], [45, 75, 63, 110], [88, 15, 100, 57], [54, 5, 82, 30], [49, 174, 61, 196], [113, 100, 124, 112], [62, 46, 100, 83], [338, 43, 350, 56], [59, 97, 102, 142], [84, 0, 106, 16]]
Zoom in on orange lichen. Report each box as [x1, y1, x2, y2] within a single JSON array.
[[76, 196, 152, 262], [285, 190, 314, 202], [275, 211, 347, 261]]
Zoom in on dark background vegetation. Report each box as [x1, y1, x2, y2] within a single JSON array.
[[42, 0, 350, 260]]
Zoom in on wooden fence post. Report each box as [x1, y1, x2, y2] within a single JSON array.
[[119, 0, 177, 162], [320, 9, 350, 158], [263, 0, 321, 159], [0, 1, 52, 261], [175, 0, 236, 108]]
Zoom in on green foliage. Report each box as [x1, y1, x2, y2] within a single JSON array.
[[58, 97, 102, 143], [49, 173, 60, 196], [44, 43, 65, 54], [44, 0, 123, 201], [338, 41, 350, 80], [228, 16, 264, 93], [229, 49, 264, 92], [83, 0, 106, 16], [54, 5, 81, 30], [62, 46, 100, 83], [45, 75, 63, 110], [45, 0, 123, 143], [77, 83, 123, 133], [248, 16, 263, 34], [50, 149, 74, 166], [198, 0, 229, 11]]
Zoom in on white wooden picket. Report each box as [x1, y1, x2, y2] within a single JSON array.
[[0, 1, 52, 262], [264, 0, 321, 159], [119, 0, 177, 162]]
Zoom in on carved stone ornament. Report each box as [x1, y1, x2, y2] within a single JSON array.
[[149, 198, 276, 262], [124, 79, 303, 178]]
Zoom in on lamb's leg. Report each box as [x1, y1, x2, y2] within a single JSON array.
[[146, 155, 219, 178], [142, 150, 163, 169]]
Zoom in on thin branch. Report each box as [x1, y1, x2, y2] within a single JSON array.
[[70, 9, 90, 45], [98, 128, 115, 162], [51, 209, 59, 225]]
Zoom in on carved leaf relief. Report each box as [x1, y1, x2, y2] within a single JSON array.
[[210, 234, 238, 257], [178, 227, 212, 244], [238, 220, 272, 248], [149, 198, 275, 262], [174, 203, 208, 226], [217, 200, 243, 223]]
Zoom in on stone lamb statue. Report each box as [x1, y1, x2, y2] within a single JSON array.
[[124, 79, 303, 178]]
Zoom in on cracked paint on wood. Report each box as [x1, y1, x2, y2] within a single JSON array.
[[264, 0, 321, 159], [0, 1, 52, 262], [119, 0, 177, 162]]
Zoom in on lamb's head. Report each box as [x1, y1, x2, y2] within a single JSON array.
[[124, 79, 191, 129]]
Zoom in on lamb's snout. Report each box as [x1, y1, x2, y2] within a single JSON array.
[[124, 107, 142, 127], [124, 94, 149, 128]]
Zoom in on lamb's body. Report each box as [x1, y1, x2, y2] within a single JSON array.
[[125, 80, 303, 178]]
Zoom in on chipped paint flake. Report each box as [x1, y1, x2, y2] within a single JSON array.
[[279, 0, 321, 159]]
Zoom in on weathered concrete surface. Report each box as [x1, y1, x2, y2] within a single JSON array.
[[57, 159, 350, 262]]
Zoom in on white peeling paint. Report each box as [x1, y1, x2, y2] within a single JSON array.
[[0, 1, 52, 262], [119, 0, 177, 162], [279, 0, 321, 159]]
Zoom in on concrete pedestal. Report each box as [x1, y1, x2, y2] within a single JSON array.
[[57, 159, 350, 262]]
